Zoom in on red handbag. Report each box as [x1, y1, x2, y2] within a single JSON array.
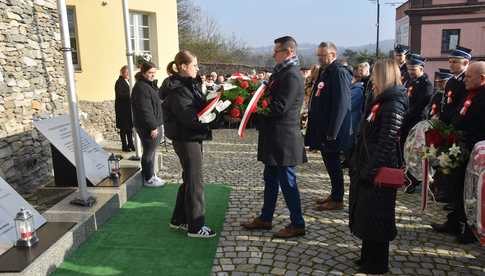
[[374, 167, 405, 189]]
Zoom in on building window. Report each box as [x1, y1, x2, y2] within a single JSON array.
[[129, 12, 151, 56], [66, 6, 81, 69], [442, 29, 460, 54]]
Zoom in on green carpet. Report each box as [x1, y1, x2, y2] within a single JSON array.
[[53, 184, 231, 276]]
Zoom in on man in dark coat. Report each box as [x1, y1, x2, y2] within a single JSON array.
[[432, 61, 485, 244], [305, 42, 352, 211], [426, 69, 453, 120], [401, 54, 433, 194], [115, 66, 135, 152], [432, 47, 472, 210], [241, 36, 307, 239], [394, 44, 410, 86], [439, 46, 472, 124]]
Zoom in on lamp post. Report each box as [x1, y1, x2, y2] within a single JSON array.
[[122, 0, 142, 161], [369, 0, 406, 58], [57, 0, 96, 207]]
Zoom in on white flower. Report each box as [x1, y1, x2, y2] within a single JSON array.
[[449, 143, 461, 157], [438, 152, 452, 168], [423, 145, 437, 159]]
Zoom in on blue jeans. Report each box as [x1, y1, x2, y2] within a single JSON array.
[[260, 165, 305, 228], [321, 150, 344, 202]]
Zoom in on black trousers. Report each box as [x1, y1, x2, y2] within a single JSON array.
[[137, 127, 162, 181], [171, 141, 205, 233], [360, 240, 389, 274], [119, 128, 135, 149], [446, 164, 468, 233]]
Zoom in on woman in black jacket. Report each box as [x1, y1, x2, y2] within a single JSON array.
[[131, 61, 165, 188], [349, 59, 409, 274], [160, 50, 215, 239], [115, 65, 135, 152]]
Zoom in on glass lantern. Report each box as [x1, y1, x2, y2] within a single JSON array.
[[15, 208, 39, 247], [108, 153, 120, 178]]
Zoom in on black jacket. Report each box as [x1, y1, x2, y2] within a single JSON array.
[[115, 76, 133, 130], [305, 61, 352, 151], [257, 63, 307, 166], [401, 73, 433, 141], [349, 85, 408, 242], [440, 73, 467, 124], [131, 77, 163, 131], [160, 75, 211, 142], [452, 85, 485, 152], [425, 88, 444, 119]]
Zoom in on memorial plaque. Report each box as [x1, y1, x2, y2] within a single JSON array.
[[0, 177, 46, 253], [33, 115, 110, 185]]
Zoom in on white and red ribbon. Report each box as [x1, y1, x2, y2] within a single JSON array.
[[197, 94, 221, 118], [315, 82, 325, 97], [366, 103, 381, 122], [421, 158, 429, 211], [238, 83, 267, 138], [447, 90, 454, 104]]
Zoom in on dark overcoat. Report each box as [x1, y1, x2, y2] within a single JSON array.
[[349, 85, 408, 242], [257, 64, 307, 166], [305, 61, 352, 152], [115, 76, 133, 130]]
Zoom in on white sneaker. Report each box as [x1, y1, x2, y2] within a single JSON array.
[[187, 225, 216, 238], [154, 175, 165, 185], [144, 176, 165, 187]]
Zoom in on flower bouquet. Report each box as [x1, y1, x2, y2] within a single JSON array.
[[220, 73, 270, 122], [422, 119, 468, 175]]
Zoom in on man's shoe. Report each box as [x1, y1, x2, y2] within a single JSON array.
[[357, 265, 388, 275], [273, 225, 305, 239], [315, 196, 332, 205], [187, 225, 216, 238], [241, 218, 272, 230], [431, 222, 457, 235], [443, 203, 455, 211], [314, 200, 344, 211]]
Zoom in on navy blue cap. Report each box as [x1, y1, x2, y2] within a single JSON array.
[[406, 53, 426, 67], [394, 44, 409, 54], [449, 46, 472, 60], [435, 68, 453, 80]]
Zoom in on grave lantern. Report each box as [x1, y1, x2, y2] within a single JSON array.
[[108, 153, 121, 178], [15, 208, 39, 247]]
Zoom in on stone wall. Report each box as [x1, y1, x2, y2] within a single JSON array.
[[199, 63, 270, 76], [79, 100, 119, 144], [0, 0, 67, 192]]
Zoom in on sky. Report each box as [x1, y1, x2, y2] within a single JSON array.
[[190, 0, 401, 48]]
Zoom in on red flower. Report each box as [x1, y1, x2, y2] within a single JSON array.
[[234, 96, 244, 106], [240, 81, 249, 89], [425, 129, 444, 147], [261, 99, 269, 109], [252, 78, 259, 85], [230, 108, 241, 118], [447, 133, 457, 145]]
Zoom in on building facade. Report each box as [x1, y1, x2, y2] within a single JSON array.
[[0, 0, 179, 192], [396, 0, 485, 78]]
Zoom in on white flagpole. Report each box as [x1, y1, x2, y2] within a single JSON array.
[[57, 0, 95, 206], [122, 0, 142, 160]]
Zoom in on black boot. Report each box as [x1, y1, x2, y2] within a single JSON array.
[[456, 222, 477, 244], [431, 221, 458, 235], [126, 130, 135, 151]]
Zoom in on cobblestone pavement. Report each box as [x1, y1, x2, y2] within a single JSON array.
[[158, 129, 485, 276]]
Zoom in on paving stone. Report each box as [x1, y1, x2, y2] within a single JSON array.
[[159, 130, 485, 276]]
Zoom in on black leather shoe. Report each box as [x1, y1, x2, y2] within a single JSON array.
[[357, 266, 388, 275], [443, 203, 455, 211], [431, 222, 457, 235]]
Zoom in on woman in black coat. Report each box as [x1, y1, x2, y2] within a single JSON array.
[[160, 50, 215, 239], [115, 66, 135, 152], [349, 59, 409, 274], [131, 61, 165, 188]]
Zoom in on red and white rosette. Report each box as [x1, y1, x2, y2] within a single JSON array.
[[197, 94, 221, 118], [229, 72, 251, 81], [238, 83, 267, 138]]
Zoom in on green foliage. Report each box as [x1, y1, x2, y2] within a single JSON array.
[[341, 49, 390, 67]]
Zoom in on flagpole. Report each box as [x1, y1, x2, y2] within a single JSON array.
[[57, 0, 96, 207], [122, 0, 142, 160]]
